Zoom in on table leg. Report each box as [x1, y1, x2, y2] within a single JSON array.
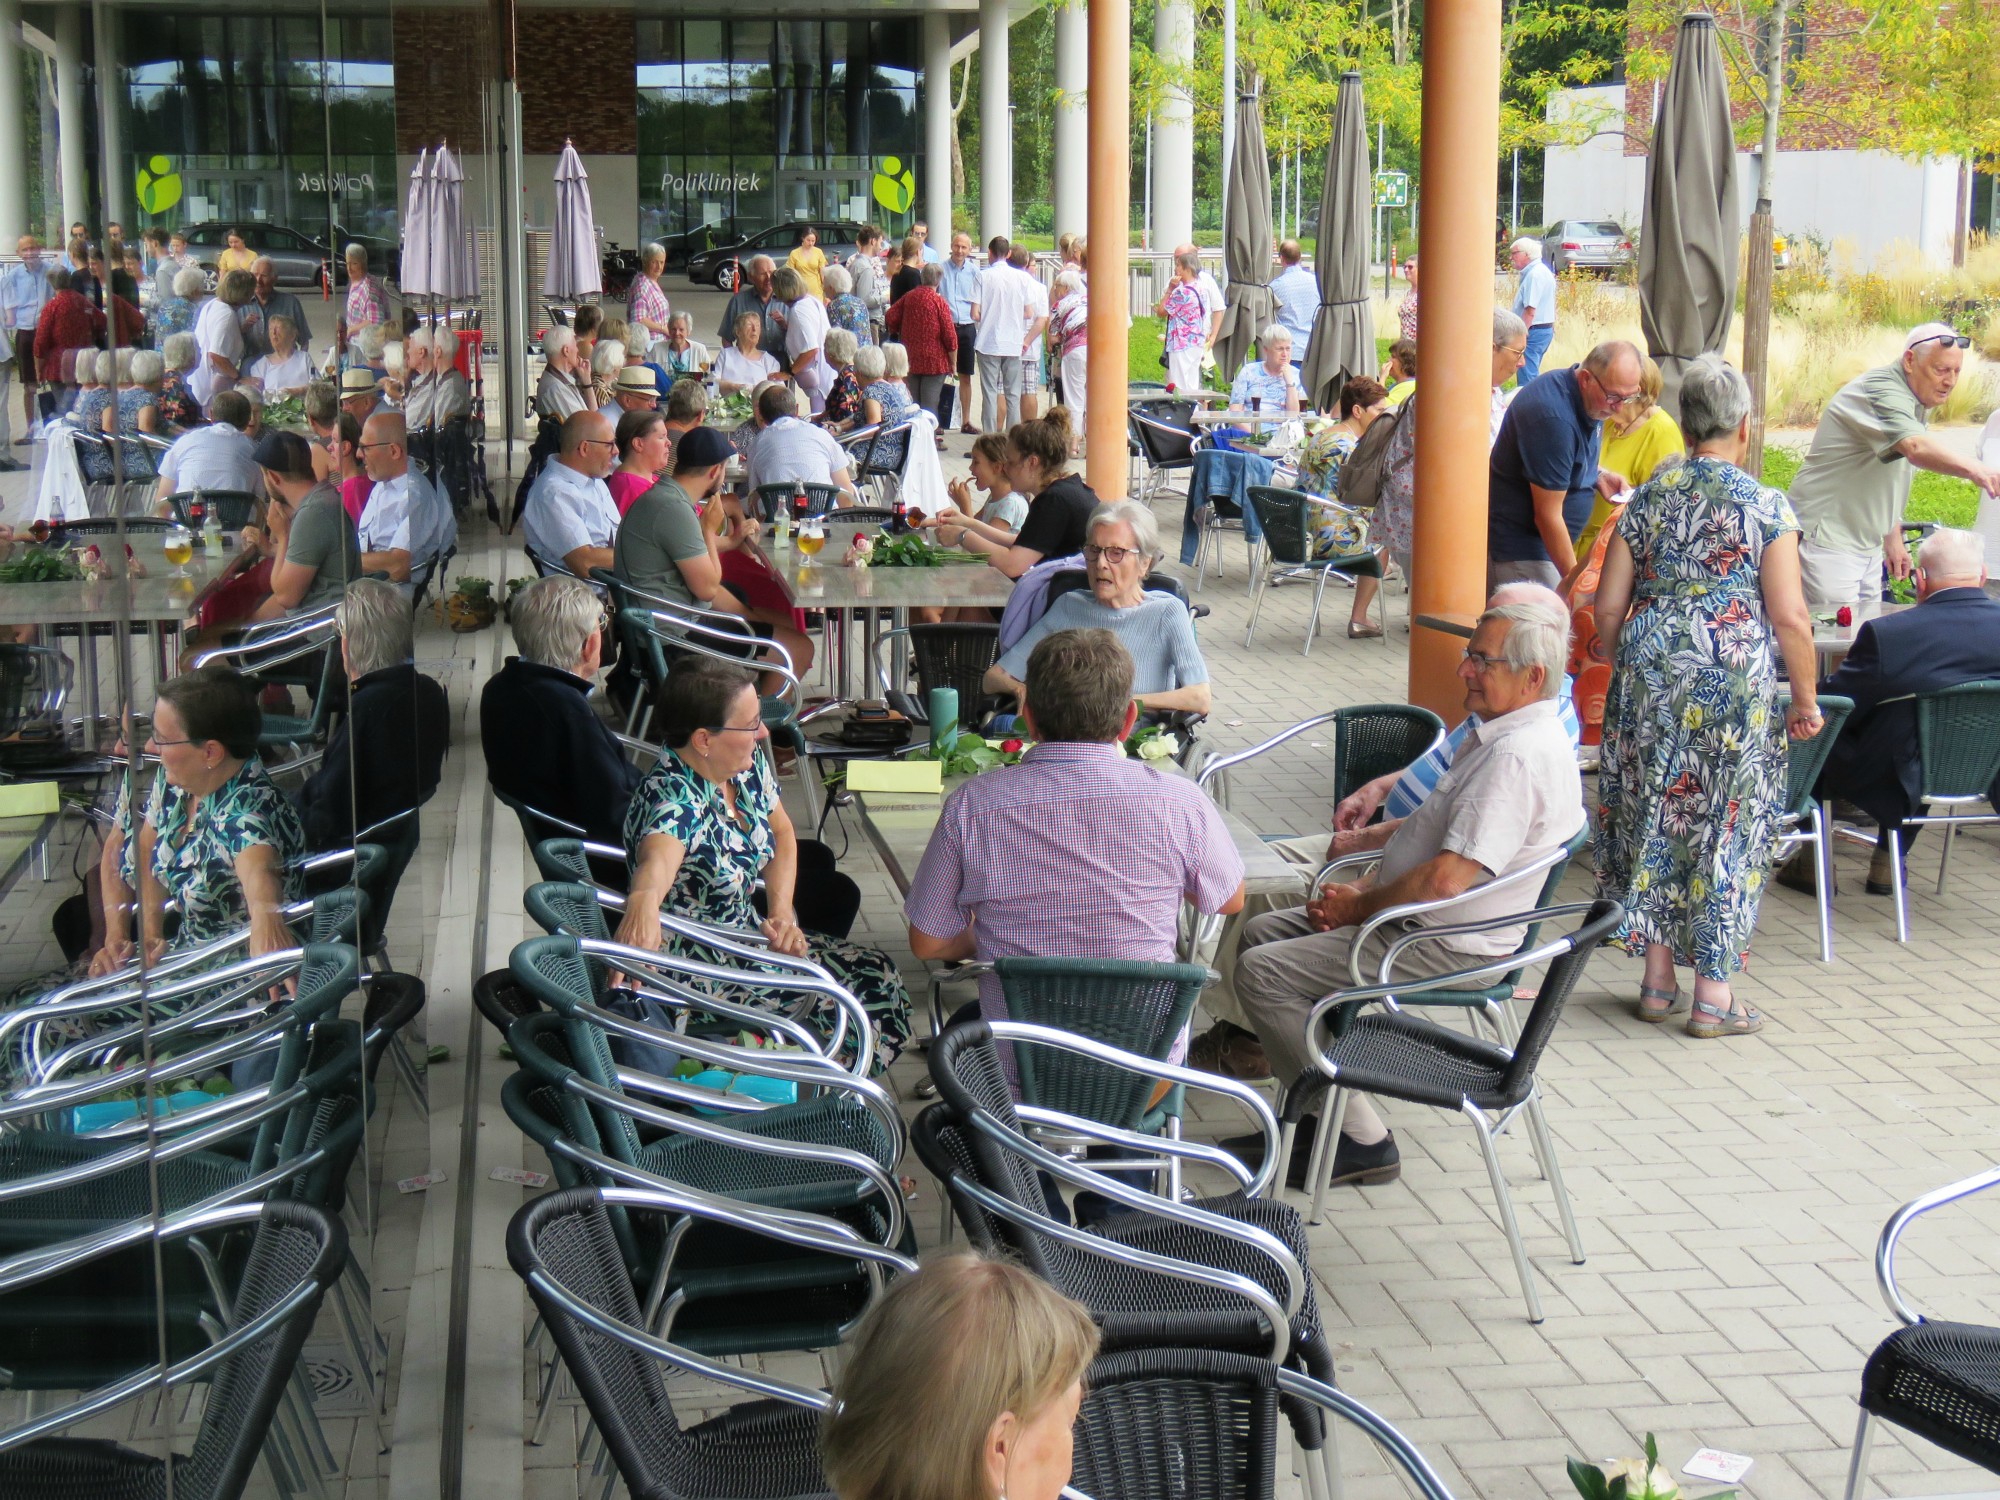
[[886, 607, 909, 695], [862, 607, 885, 699], [830, 607, 853, 702]]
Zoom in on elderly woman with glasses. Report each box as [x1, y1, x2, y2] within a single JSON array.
[[613, 660, 913, 1070], [1592, 353, 1821, 1041], [1227, 323, 1303, 416], [660, 312, 710, 381], [983, 499, 1209, 715]]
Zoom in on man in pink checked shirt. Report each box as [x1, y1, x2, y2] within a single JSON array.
[[905, 628, 1246, 1060]]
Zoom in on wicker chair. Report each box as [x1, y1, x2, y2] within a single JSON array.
[[1243, 486, 1384, 654], [749, 481, 845, 523], [871, 622, 1002, 726], [1846, 1160, 2000, 1500], [1194, 702, 1443, 817], [1865, 680, 2000, 944], [1773, 692, 1855, 962], [0, 1200, 345, 1500]]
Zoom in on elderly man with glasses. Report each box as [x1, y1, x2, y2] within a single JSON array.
[[1788, 321, 2000, 607], [1485, 338, 1640, 591], [521, 410, 621, 579], [1213, 588, 1584, 1190], [984, 500, 1209, 716]]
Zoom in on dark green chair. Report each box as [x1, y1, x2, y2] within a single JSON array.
[[1879, 680, 2000, 943], [1244, 485, 1385, 654], [1777, 692, 1855, 962]]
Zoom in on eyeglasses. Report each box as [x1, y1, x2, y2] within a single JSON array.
[[579, 438, 618, 450], [1579, 366, 1638, 410], [706, 722, 767, 736], [147, 735, 198, 748], [1496, 342, 1528, 360], [1461, 649, 1509, 672], [354, 440, 398, 453], [1084, 545, 1146, 565], [1909, 333, 1972, 352]]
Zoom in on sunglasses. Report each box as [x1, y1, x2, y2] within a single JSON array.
[[1910, 333, 1972, 352]]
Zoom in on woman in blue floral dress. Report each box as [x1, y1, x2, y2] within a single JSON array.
[[1592, 355, 1823, 1039], [617, 663, 912, 1071], [94, 667, 305, 974]]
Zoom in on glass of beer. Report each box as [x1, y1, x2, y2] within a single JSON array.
[[797, 519, 826, 564], [163, 526, 194, 578]]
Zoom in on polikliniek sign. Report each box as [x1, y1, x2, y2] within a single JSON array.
[[297, 171, 376, 195]]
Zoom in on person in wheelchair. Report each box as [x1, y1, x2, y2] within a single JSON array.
[[983, 500, 1209, 719]]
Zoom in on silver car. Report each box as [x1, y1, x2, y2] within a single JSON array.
[[1543, 219, 1634, 275]]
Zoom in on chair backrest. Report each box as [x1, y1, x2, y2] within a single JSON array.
[[1495, 899, 1624, 1104], [525, 880, 615, 940], [1132, 413, 1198, 468], [827, 506, 895, 523], [1246, 486, 1312, 567], [1133, 398, 1197, 430], [50, 516, 177, 541], [897, 623, 1000, 710], [750, 481, 843, 522], [1915, 681, 2000, 801], [531, 836, 629, 893], [859, 421, 914, 477], [175, 1202, 348, 1500], [0, 644, 69, 739], [360, 972, 427, 1091], [994, 957, 1208, 1129], [1044, 570, 1194, 611], [474, 965, 546, 1038], [1333, 704, 1446, 804], [1781, 692, 1855, 819], [1072, 1348, 1285, 1500]]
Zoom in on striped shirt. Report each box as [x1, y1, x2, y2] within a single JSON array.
[[907, 741, 1244, 1061], [1383, 683, 1582, 821]]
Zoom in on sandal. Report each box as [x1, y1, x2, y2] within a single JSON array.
[[1686, 997, 1764, 1039], [1637, 983, 1686, 1023], [1346, 621, 1383, 639]]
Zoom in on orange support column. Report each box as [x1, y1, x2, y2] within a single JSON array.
[[1084, 0, 1131, 498], [1407, 0, 1503, 716]]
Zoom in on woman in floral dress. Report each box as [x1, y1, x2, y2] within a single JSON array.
[[1592, 355, 1822, 1039], [618, 663, 912, 1071], [94, 666, 304, 974], [1155, 255, 1210, 394]]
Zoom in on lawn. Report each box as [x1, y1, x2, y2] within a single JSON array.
[[1760, 445, 1980, 528], [1123, 316, 1394, 386]]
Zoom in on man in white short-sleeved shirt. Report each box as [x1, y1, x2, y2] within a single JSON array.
[[155, 393, 261, 502], [743, 383, 857, 501], [972, 239, 1036, 433], [356, 411, 456, 597], [522, 411, 620, 579]]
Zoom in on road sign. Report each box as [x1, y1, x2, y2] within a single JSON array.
[[1373, 170, 1409, 209]]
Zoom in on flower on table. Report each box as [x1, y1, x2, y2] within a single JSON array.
[[1136, 733, 1179, 762], [999, 738, 1024, 754]]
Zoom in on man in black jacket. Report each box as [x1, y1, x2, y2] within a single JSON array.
[[481, 574, 641, 849], [1778, 527, 2000, 896], [297, 577, 449, 850]]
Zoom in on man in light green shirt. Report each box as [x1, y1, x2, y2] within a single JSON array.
[[1789, 322, 2000, 605]]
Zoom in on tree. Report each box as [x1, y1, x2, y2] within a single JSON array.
[[1877, 0, 2000, 266], [1626, 0, 1911, 473]]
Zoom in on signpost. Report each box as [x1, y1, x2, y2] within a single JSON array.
[[1375, 170, 1409, 296]]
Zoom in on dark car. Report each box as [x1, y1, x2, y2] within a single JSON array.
[[180, 221, 400, 289], [685, 220, 868, 292]]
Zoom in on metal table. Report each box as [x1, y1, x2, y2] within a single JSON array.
[[750, 525, 1018, 699], [1189, 409, 1302, 428], [1814, 600, 1911, 670]]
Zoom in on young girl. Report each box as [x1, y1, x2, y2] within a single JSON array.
[[919, 435, 1030, 623]]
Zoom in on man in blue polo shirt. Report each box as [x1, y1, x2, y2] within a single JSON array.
[[1487, 340, 1640, 590]]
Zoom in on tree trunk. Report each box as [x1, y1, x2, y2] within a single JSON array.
[[1742, 0, 1788, 480], [1955, 156, 1971, 269], [950, 57, 971, 201]]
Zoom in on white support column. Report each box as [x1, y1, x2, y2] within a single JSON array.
[[1150, 0, 1193, 254], [92, 4, 124, 228], [923, 13, 953, 245], [1051, 0, 1087, 242], [978, 0, 1010, 240], [53, 5, 85, 236], [0, 0, 27, 245]]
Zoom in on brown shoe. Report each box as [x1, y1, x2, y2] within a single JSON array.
[[1774, 847, 1832, 897], [1866, 845, 1903, 896], [1186, 1022, 1272, 1082]]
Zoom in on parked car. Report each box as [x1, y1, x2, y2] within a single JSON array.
[[179, 221, 400, 289], [686, 220, 868, 291], [1543, 219, 1634, 275]]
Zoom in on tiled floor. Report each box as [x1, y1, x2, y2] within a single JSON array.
[[4, 417, 2000, 1500]]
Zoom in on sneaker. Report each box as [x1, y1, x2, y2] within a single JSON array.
[[1185, 1021, 1272, 1082], [1217, 1120, 1400, 1192]]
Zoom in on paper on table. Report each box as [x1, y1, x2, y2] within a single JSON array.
[[846, 758, 944, 794], [0, 782, 59, 817]]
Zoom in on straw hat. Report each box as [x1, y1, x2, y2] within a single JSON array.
[[339, 366, 378, 395], [615, 366, 659, 396]]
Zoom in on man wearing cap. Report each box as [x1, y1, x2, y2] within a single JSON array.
[[522, 409, 621, 579], [599, 364, 659, 420], [246, 429, 362, 622], [339, 365, 387, 425], [355, 411, 456, 596], [1789, 322, 2000, 606], [154, 390, 263, 507]]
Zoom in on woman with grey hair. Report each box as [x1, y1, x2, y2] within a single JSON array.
[[246, 314, 313, 396], [149, 264, 206, 348], [821, 326, 863, 431], [985, 499, 1210, 714], [337, 243, 388, 357], [1049, 268, 1090, 424], [158, 330, 202, 428], [628, 243, 673, 355], [107, 348, 164, 477], [660, 311, 710, 381], [824, 261, 872, 350], [1592, 352, 1821, 1039], [1227, 323, 1302, 416]]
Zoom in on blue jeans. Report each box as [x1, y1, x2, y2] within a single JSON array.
[[1522, 323, 1554, 384]]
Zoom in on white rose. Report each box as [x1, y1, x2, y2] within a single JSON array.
[[1600, 1460, 1677, 1500], [1136, 734, 1178, 762]]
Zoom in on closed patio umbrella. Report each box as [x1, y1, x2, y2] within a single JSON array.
[[433, 143, 479, 302], [401, 147, 434, 298], [1301, 71, 1377, 410], [1639, 10, 1738, 421], [1214, 91, 1280, 385], [544, 141, 602, 301]]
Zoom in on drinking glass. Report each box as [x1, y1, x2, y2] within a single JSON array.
[[797, 521, 826, 562], [163, 527, 194, 578]]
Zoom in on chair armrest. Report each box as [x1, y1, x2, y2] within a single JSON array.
[[1275, 1370, 1459, 1500], [612, 731, 662, 764], [1194, 710, 1346, 795], [1876, 1163, 2000, 1326], [1312, 850, 1383, 892], [1346, 839, 1579, 986]]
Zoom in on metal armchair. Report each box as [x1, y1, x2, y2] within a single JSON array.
[[1243, 485, 1385, 654], [1872, 680, 2000, 944], [1194, 702, 1443, 815], [1774, 692, 1855, 962]]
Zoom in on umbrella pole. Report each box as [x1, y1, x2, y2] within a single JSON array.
[[1407, 0, 1502, 717]]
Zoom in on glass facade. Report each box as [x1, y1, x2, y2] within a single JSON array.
[[117, 10, 399, 255], [637, 17, 924, 253]]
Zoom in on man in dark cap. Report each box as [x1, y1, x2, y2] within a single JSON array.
[[611, 423, 812, 688]]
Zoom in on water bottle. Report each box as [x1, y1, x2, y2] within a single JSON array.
[[773, 507, 791, 547]]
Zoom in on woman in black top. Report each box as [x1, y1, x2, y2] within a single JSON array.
[[888, 234, 926, 305], [929, 407, 1097, 579]]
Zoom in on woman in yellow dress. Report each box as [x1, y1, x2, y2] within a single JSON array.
[[786, 226, 828, 301]]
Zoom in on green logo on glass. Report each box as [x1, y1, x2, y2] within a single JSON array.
[[872, 157, 915, 215], [137, 155, 183, 215]]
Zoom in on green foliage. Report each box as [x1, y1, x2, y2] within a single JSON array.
[[867, 534, 945, 568], [455, 576, 493, 599], [922, 734, 1025, 778], [0, 548, 83, 583], [1760, 445, 1980, 527]]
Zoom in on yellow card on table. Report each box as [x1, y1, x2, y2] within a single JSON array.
[[0, 782, 60, 817], [845, 759, 944, 795]]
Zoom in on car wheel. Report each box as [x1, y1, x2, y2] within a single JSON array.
[[715, 262, 738, 293]]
